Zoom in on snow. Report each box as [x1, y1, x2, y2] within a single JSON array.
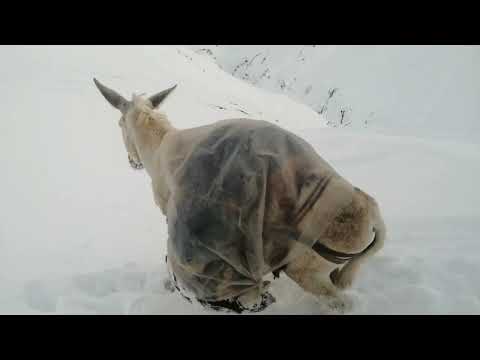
[[189, 45, 480, 144], [0, 45, 479, 314]]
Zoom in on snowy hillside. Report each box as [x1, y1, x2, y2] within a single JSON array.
[[189, 45, 480, 144], [1, 45, 479, 314]]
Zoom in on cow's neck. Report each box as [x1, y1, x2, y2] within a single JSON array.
[[133, 120, 175, 176]]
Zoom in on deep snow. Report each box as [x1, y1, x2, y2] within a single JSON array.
[[0, 45, 479, 314]]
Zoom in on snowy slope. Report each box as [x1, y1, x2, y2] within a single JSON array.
[[1, 45, 479, 314], [189, 45, 480, 144]]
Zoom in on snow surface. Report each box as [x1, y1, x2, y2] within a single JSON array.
[[0, 45, 479, 314], [189, 45, 480, 144]]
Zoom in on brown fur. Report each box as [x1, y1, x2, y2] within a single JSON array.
[[322, 189, 371, 253]]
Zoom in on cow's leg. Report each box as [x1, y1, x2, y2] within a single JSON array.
[[283, 243, 352, 312], [330, 201, 386, 290], [236, 281, 273, 309]]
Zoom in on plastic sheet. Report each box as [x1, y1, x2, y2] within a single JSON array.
[[163, 119, 355, 302]]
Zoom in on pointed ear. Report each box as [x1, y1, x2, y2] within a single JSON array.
[[93, 78, 128, 113], [149, 84, 177, 108]]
